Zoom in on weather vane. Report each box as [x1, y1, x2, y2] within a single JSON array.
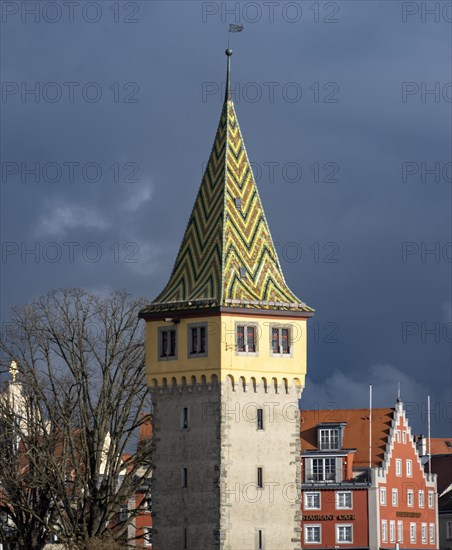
[[9, 360, 18, 382], [227, 23, 244, 49]]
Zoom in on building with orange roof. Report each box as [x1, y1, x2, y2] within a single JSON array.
[[416, 435, 452, 549], [300, 399, 438, 550]]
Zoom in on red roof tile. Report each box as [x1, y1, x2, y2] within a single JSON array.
[[429, 438, 452, 456], [300, 407, 395, 467]]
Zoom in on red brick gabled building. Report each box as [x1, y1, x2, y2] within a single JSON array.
[[416, 436, 452, 549], [300, 399, 438, 550]]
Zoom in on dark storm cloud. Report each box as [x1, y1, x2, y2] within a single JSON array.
[[1, 1, 450, 434]]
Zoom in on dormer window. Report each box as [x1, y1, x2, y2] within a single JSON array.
[[319, 428, 340, 451]]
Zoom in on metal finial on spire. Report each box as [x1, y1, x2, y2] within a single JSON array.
[[225, 48, 233, 102], [225, 23, 242, 102], [9, 360, 18, 383]]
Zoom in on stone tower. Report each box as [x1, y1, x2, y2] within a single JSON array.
[[140, 50, 313, 550]]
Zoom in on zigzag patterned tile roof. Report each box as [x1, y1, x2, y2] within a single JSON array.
[[143, 67, 313, 314]]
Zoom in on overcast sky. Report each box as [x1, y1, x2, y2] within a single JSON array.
[[1, 1, 451, 435]]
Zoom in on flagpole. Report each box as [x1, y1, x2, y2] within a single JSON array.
[[369, 384, 372, 471], [427, 395, 431, 475]]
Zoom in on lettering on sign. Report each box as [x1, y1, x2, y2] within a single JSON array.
[[302, 514, 356, 521], [396, 511, 421, 518]]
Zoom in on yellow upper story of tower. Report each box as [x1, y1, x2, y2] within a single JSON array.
[[140, 51, 313, 387], [144, 312, 307, 388]]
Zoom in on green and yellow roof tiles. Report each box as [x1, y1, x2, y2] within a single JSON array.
[[142, 99, 313, 315]]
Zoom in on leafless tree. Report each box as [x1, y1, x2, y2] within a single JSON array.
[[0, 289, 152, 549]]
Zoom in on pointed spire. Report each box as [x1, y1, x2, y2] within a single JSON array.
[[9, 360, 18, 383], [141, 51, 313, 316], [225, 48, 233, 102]]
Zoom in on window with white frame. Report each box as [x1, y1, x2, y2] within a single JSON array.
[[319, 428, 340, 451], [395, 458, 402, 476], [158, 326, 177, 360], [447, 521, 452, 541], [392, 488, 398, 507], [336, 525, 352, 543], [430, 523, 436, 544], [271, 326, 291, 355], [419, 490, 425, 508], [410, 522, 416, 543], [406, 459, 412, 477], [397, 521, 403, 543], [390, 520, 396, 543], [380, 487, 387, 505], [144, 527, 153, 547], [381, 520, 388, 542], [421, 523, 427, 544], [305, 525, 321, 544], [312, 458, 336, 482], [188, 323, 207, 357], [402, 431, 407, 443], [236, 324, 257, 354], [336, 491, 352, 509], [428, 490, 435, 508], [407, 489, 414, 507], [396, 430, 401, 443], [305, 492, 321, 510]]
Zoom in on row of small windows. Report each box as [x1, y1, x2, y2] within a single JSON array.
[[395, 457, 413, 477], [304, 491, 352, 510], [158, 324, 293, 361], [380, 487, 435, 508], [396, 429, 408, 444], [319, 427, 341, 450], [304, 524, 353, 544], [381, 520, 435, 545], [304, 457, 342, 483]]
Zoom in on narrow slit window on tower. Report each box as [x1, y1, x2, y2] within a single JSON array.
[[182, 467, 188, 488], [271, 326, 291, 356], [257, 408, 264, 430], [181, 407, 189, 430], [183, 527, 188, 549], [188, 323, 207, 357], [158, 327, 177, 360], [257, 529, 264, 549], [257, 467, 263, 488], [236, 324, 257, 354]]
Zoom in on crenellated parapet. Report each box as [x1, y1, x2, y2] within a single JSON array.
[[148, 372, 303, 396]]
